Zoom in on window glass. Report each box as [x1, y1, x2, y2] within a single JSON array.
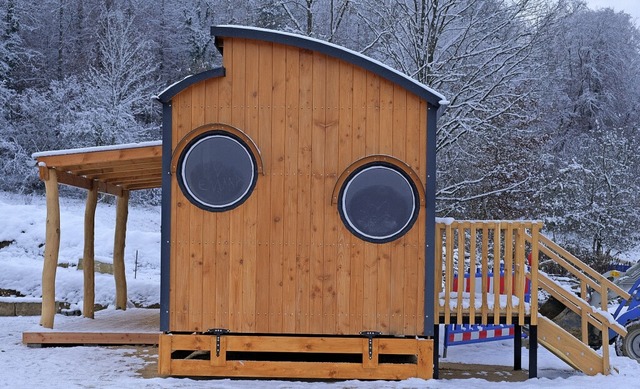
[[339, 164, 419, 243], [178, 133, 256, 211]]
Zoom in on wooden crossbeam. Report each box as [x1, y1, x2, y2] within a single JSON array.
[[103, 175, 163, 186], [125, 182, 163, 191], [48, 168, 124, 197], [83, 168, 162, 181], [66, 159, 161, 175]]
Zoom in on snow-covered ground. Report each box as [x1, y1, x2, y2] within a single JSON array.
[[1, 191, 639, 388]]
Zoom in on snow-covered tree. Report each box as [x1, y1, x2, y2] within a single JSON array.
[[80, 10, 157, 146], [539, 7, 640, 256], [372, 0, 560, 217]]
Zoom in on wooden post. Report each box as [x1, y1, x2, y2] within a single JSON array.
[[83, 185, 98, 318], [113, 190, 129, 310], [40, 168, 60, 328]]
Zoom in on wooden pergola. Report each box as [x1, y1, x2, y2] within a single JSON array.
[[33, 141, 162, 328]]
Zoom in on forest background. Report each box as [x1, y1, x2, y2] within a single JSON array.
[[1, 0, 639, 271]]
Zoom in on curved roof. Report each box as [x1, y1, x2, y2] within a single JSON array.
[[156, 67, 225, 103], [210, 25, 448, 108]]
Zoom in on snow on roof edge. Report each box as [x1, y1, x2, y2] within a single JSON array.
[[32, 140, 162, 159], [213, 25, 448, 104]]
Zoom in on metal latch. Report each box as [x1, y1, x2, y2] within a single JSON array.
[[206, 328, 230, 357], [360, 331, 381, 360]]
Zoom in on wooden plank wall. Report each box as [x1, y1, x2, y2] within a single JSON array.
[[170, 38, 429, 336]]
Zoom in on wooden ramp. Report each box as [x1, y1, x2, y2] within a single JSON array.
[[22, 308, 160, 346]]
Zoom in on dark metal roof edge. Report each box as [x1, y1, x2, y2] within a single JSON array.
[[156, 67, 226, 103], [210, 25, 447, 108]]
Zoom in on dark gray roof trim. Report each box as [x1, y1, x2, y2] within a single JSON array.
[[210, 25, 448, 108], [156, 67, 226, 103]]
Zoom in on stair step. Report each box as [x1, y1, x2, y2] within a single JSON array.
[[537, 315, 607, 376]]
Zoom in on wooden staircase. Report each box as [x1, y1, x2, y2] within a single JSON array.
[[536, 316, 604, 374], [529, 233, 629, 375], [435, 220, 630, 376]]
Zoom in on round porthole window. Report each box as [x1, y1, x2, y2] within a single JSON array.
[[338, 163, 419, 243], [177, 131, 257, 212]]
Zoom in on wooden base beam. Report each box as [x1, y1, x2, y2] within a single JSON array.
[[159, 334, 433, 380], [22, 331, 159, 346]]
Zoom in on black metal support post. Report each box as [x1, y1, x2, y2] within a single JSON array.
[[514, 324, 522, 370], [528, 325, 538, 378], [433, 324, 440, 379]]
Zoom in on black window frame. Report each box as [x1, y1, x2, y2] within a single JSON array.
[[337, 161, 420, 244], [176, 130, 258, 212]]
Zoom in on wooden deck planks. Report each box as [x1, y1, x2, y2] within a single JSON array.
[[23, 309, 160, 346]]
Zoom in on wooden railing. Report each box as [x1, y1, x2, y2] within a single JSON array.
[[434, 219, 629, 375], [434, 220, 542, 326]]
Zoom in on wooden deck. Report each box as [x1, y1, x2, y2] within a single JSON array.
[[22, 308, 160, 346]]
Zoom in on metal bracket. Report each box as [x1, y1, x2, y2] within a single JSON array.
[[360, 331, 381, 360], [206, 328, 230, 357]]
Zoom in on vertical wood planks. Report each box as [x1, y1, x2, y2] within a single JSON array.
[[255, 41, 273, 333], [389, 85, 407, 333], [468, 225, 477, 324], [515, 226, 526, 325], [493, 224, 501, 324], [283, 45, 300, 333], [202, 78, 219, 328], [188, 79, 206, 330], [481, 225, 489, 322], [362, 72, 380, 331], [323, 54, 339, 334], [270, 42, 286, 333], [378, 79, 394, 331], [434, 225, 443, 324], [349, 64, 367, 332], [173, 88, 192, 330], [230, 38, 246, 332], [404, 94, 421, 333], [336, 61, 353, 334], [504, 223, 513, 324], [443, 223, 453, 324], [309, 52, 326, 333], [242, 39, 259, 332], [167, 37, 432, 336], [296, 47, 313, 333], [435, 221, 538, 327], [215, 40, 232, 330], [455, 223, 465, 324], [529, 223, 540, 326]]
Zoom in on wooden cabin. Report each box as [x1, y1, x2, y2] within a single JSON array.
[[155, 25, 446, 379], [31, 25, 629, 381]]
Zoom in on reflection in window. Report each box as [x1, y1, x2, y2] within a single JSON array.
[[178, 133, 257, 211], [339, 164, 419, 243]]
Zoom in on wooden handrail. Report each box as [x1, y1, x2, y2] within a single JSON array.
[[534, 239, 605, 295], [537, 273, 626, 337], [536, 234, 630, 300]]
